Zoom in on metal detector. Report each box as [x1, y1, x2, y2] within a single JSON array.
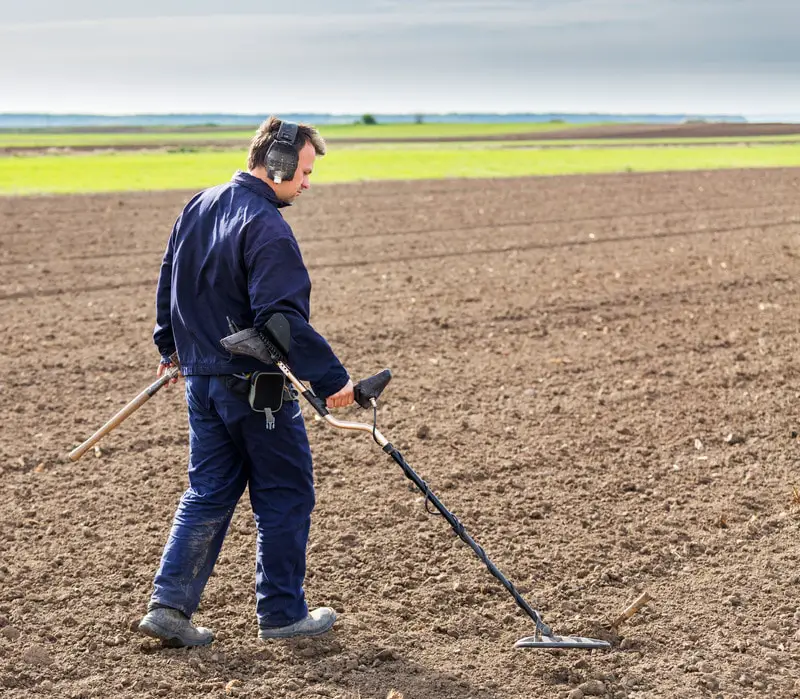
[[220, 315, 610, 651]]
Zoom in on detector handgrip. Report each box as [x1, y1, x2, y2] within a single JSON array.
[[354, 369, 393, 409]]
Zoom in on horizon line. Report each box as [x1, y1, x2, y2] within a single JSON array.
[[0, 110, 762, 118]]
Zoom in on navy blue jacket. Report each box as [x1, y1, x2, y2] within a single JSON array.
[[153, 171, 349, 399]]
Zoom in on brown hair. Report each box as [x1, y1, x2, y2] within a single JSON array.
[[247, 116, 326, 170]]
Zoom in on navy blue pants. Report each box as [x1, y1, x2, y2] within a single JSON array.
[[149, 375, 314, 628]]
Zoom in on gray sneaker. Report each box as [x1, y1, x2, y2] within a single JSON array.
[[138, 608, 214, 648], [258, 607, 337, 640]]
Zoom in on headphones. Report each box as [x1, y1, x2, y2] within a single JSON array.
[[265, 121, 299, 184]]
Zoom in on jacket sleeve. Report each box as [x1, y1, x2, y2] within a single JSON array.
[[153, 223, 177, 360], [246, 235, 349, 398]]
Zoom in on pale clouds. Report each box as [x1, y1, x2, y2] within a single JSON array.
[[1, 0, 798, 115]]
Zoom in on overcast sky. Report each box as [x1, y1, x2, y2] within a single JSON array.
[[1, 0, 798, 116]]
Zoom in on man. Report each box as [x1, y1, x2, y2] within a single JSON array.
[[138, 116, 354, 647]]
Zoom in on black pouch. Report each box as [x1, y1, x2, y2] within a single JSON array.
[[249, 371, 286, 430]]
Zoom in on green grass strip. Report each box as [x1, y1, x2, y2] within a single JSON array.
[[2, 144, 800, 195], [0, 130, 253, 148], [321, 136, 800, 151]]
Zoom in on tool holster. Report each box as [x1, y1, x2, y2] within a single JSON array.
[[248, 371, 297, 430]]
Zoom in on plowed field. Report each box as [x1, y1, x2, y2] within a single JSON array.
[[1, 169, 799, 699]]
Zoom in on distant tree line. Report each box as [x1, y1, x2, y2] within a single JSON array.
[[356, 114, 426, 125]]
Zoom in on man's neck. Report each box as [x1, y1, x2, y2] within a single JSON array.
[[248, 167, 276, 192]]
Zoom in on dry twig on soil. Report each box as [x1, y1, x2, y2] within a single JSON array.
[[612, 591, 654, 629]]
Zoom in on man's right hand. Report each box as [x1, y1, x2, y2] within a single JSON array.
[[326, 379, 354, 408], [157, 360, 181, 385]]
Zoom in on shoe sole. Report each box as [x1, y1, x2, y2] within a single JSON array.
[[258, 618, 336, 640], [138, 619, 214, 648]]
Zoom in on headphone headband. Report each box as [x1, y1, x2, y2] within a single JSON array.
[[275, 121, 299, 146]]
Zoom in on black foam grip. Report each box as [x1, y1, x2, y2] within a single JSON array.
[[302, 390, 329, 416]]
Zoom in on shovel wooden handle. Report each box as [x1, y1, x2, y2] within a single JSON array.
[[68, 366, 179, 462]]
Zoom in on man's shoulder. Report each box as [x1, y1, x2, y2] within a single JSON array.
[[182, 180, 294, 242], [184, 181, 279, 217], [181, 181, 233, 212], [246, 206, 293, 237]]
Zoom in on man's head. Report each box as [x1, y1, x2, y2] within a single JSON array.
[[248, 116, 326, 203]]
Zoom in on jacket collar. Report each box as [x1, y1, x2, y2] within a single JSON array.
[[231, 170, 290, 208]]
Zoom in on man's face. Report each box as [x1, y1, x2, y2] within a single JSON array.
[[274, 141, 316, 203]]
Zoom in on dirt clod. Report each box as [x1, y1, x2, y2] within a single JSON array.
[[375, 648, 397, 662], [579, 679, 606, 696], [22, 645, 53, 666], [0, 627, 20, 641]]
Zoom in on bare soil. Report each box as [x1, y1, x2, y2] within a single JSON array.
[[492, 122, 800, 141], [1, 169, 799, 699]]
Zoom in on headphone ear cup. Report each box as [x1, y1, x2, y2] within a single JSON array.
[[265, 142, 299, 183], [265, 121, 300, 183]]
